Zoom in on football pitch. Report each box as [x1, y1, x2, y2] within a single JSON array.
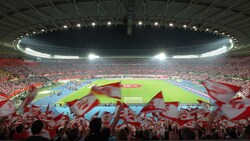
[[56, 79, 208, 104]]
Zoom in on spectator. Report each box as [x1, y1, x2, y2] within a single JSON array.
[[25, 120, 49, 141]]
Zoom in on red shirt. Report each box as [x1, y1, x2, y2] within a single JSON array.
[[13, 131, 30, 140]]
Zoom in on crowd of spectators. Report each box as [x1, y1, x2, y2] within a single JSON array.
[[0, 103, 250, 141], [0, 56, 249, 97]]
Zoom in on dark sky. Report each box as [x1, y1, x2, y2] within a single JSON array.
[[21, 25, 228, 56]]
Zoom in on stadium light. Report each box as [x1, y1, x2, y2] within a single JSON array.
[[63, 25, 68, 29], [183, 24, 187, 28], [138, 21, 142, 25], [221, 32, 225, 35], [88, 54, 99, 60], [193, 26, 196, 29], [154, 22, 159, 26], [26, 33, 29, 36], [169, 23, 173, 27], [92, 22, 96, 26], [173, 55, 199, 59], [214, 30, 218, 33], [20, 35, 23, 38], [41, 29, 45, 32], [33, 31, 36, 34], [107, 21, 111, 25], [154, 53, 167, 60], [54, 55, 79, 59], [25, 48, 51, 58], [77, 23, 81, 27], [205, 28, 209, 31], [201, 46, 227, 58]]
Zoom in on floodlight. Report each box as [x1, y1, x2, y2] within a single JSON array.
[[25, 48, 51, 58], [154, 22, 158, 26], [107, 21, 111, 25], [193, 26, 196, 29], [138, 21, 142, 25], [54, 55, 79, 59], [183, 24, 187, 28], [92, 22, 96, 26], [88, 54, 99, 60], [173, 55, 198, 59], [20, 35, 23, 38], [169, 23, 173, 27], [205, 28, 209, 31], [154, 53, 166, 60], [26, 33, 29, 36], [33, 31, 36, 34], [222, 32, 225, 35], [77, 23, 81, 27], [227, 35, 230, 37], [63, 25, 67, 28], [214, 30, 218, 33], [201, 46, 227, 58], [41, 29, 45, 32]]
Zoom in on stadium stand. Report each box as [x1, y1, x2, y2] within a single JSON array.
[[0, 57, 249, 140]]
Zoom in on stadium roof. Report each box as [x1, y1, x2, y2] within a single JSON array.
[[0, 0, 250, 57]]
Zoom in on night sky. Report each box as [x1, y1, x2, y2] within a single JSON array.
[[20, 25, 228, 57]]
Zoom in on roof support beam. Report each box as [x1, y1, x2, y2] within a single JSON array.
[[127, 0, 135, 35], [23, 0, 54, 21]]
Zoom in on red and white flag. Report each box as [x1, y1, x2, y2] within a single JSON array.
[[160, 102, 179, 120], [24, 104, 41, 117], [67, 94, 99, 116], [18, 86, 38, 112], [11, 112, 23, 127], [180, 108, 195, 120], [0, 100, 16, 118], [123, 103, 141, 126], [198, 100, 211, 113], [138, 91, 166, 115], [201, 81, 241, 103], [0, 93, 8, 101], [217, 97, 250, 120], [91, 82, 121, 99], [113, 101, 122, 118]]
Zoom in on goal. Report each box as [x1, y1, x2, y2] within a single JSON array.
[[124, 97, 143, 104]]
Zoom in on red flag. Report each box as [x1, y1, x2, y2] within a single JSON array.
[[18, 86, 38, 112], [138, 91, 165, 115], [217, 97, 250, 120], [67, 94, 99, 116], [160, 102, 179, 120], [91, 82, 121, 99], [201, 81, 241, 103], [0, 100, 16, 117]]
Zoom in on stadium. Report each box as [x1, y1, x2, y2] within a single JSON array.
[[0, 0, 250, 140]]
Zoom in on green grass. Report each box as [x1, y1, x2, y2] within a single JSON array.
[[35, 84, 64, 100], [57, 79, 208, 104]]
